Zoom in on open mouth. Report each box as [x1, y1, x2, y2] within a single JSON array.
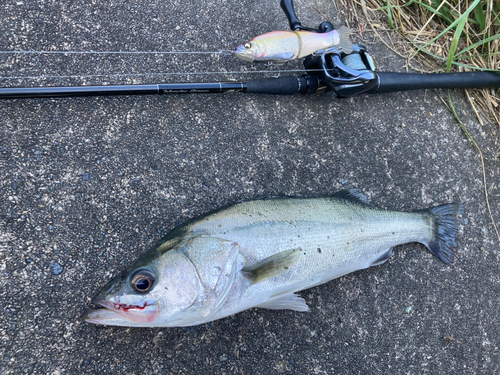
[[83, 300, 160, 326], [112, 302, 147, 312]]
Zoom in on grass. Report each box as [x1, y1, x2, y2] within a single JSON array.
[[335, 0, 500, 242], [352, 0, 499, 126]]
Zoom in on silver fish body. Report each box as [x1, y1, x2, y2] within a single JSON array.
[[84, 190, 464, 327]]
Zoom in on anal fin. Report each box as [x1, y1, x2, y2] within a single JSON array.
[[370, 248, 394, 267], [258, 292, 310, 312]]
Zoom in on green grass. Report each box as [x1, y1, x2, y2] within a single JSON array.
[[379, 1, 499, 65], [367, 0, 499, 125]]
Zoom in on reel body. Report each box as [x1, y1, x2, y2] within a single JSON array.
[[280, 0, 379, 97], [305, 45, 379, 97]]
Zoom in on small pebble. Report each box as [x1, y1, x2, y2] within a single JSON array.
[[11, 181, 17, 190], [49, 262, 63, 275], [82, 173, 89, 181]]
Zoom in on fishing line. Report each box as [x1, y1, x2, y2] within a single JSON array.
[[0, 50, 235, 55], [0, 49, 320, 79], [0, 69, 324, 81]]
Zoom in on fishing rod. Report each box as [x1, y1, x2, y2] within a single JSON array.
[[1, 0, 499, 100]]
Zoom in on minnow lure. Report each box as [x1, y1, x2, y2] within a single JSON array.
[[234, 26, 353, 63]]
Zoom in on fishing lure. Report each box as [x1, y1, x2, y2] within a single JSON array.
[[234, 26, 353, 63], [1, 0, 499, 99]]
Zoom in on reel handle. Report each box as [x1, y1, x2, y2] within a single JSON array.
[[280, 0, 334, 32], [280, 0, 302, 30]]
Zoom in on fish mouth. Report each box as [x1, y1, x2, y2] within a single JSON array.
[[233, 45, 255, 62], [83, 300, 160, 326]]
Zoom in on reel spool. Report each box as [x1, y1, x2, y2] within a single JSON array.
[[304, 45, 379, 97]]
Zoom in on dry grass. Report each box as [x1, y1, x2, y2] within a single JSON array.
[[336, 0, 499, 127]]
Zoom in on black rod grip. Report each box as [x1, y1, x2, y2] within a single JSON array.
[[376, 72, 500, 94], [246, 76, 305, 95], [280, 0, 301, 30]]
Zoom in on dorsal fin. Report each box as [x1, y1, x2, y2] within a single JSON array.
[[331, 189, 372, 206]]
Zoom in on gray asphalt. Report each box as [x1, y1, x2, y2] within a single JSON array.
[[1, 0, 499, 374]]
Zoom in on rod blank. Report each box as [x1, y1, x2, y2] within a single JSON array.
[[0, 76, 315, 99], [0, 82, 247, 99]]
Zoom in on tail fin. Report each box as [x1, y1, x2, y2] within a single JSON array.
[[337, 26, 353, 54], [424, 203, 465, 266]]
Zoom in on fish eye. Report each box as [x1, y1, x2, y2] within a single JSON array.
[[244, 43, 251, 49], [130, 269, 155, 293]]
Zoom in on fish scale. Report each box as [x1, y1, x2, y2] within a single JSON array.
[[84, 191, 464, 327], [196, 198, 434, 321]]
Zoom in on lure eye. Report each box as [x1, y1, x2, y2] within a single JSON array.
[[130, 269, 155, 293], [244, 43, 251, 49]]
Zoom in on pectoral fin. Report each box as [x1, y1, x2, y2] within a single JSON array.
[[242, 247, 301, 284]]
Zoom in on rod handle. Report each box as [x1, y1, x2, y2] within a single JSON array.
[[246, 76, 310, 95], [375, 72, 500, 93]]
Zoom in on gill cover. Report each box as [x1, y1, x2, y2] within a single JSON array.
[[177, 235, 242, 322]]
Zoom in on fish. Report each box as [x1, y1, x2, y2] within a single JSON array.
[[83, 190, 464, 327], [234, 26, 353, 63]]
